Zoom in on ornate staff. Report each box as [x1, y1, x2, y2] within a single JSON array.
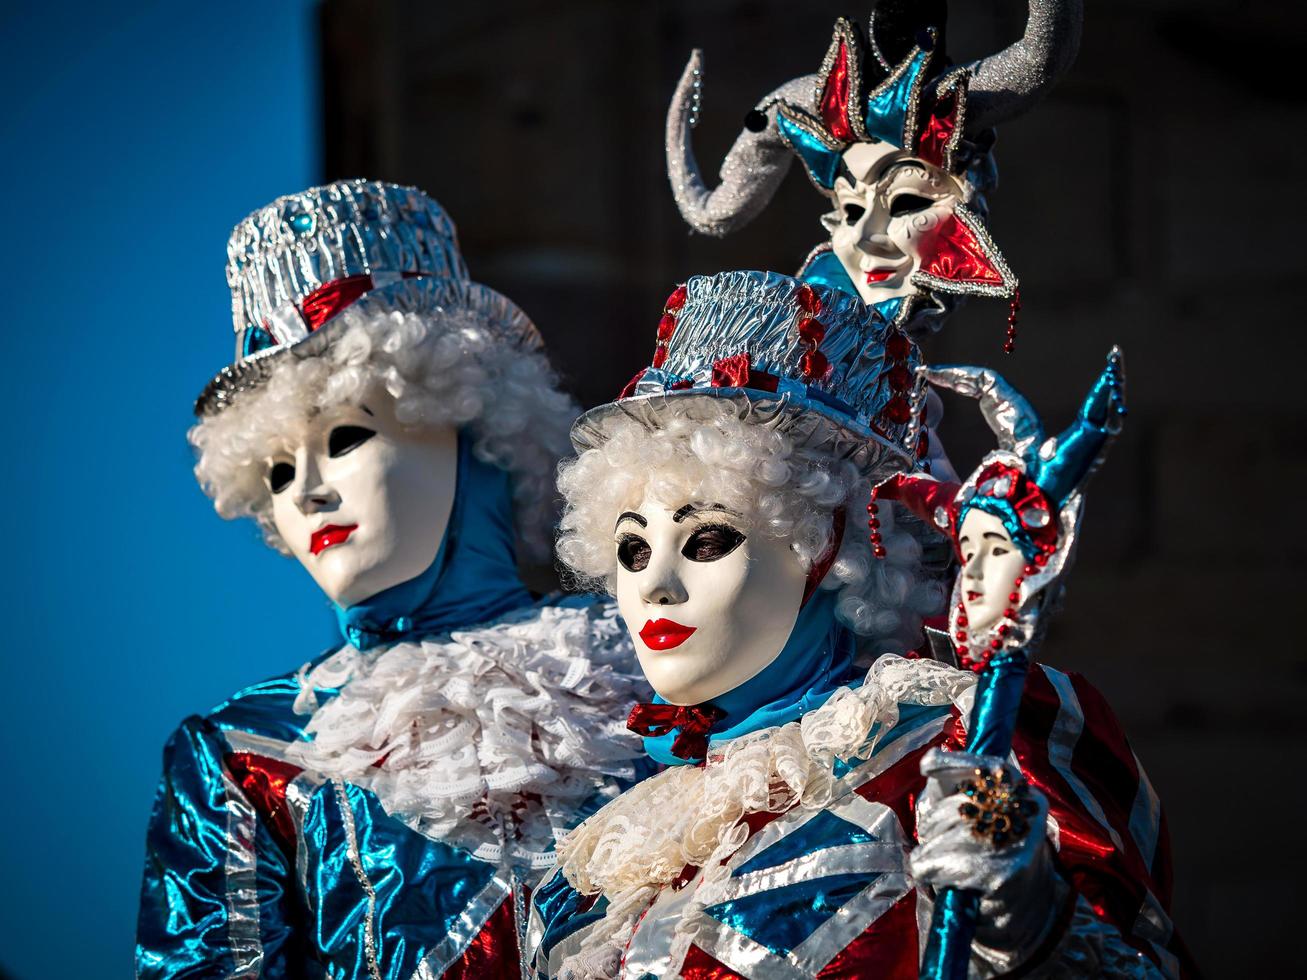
[[873, 348, 1126, 978]]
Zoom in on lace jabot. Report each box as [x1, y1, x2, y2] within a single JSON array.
[[288, 596, 648, 870]]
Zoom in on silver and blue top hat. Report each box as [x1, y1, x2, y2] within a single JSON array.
[[571, 270, 924, 472], [195, 179, 541, 416]]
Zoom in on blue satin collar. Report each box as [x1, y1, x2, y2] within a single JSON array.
[[798, 251, 905, 327], [335, 431, 533, 650], [643, 587, 859, 766]]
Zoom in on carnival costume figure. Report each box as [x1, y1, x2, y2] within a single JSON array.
[[136, 181, 648, 979], [526, 274, 1190, 977], [667, 1, 1081, 344]]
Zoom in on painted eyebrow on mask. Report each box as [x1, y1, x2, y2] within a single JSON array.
[[672, 503, 740, 523], [614, 511, 647, 531], [878, 158, 933, 182], [982, 531, 1008, 541]]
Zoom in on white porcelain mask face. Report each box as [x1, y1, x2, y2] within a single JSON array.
[[613, 494, 809, 706], [957, 508, 1027, 633], [267, 396, 459, 607], [828, 141, 966, 304]]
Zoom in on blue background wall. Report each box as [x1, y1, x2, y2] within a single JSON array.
[[0, 3, 323, 976]]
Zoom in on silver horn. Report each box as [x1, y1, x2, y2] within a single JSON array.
[[666, 49, 816, 238], [920, 364, 1044, 461], [965, 0, 1084, 133]]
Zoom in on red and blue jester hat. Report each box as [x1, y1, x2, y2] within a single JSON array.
[[873, 348, 1126, 670], [666, 1, 1082, 343]]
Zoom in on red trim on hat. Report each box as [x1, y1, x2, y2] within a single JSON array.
[[710, 353, 780, 392], [297, 270, 430, 334]]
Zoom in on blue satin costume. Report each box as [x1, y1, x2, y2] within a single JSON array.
[[137, 435, 628, 979]]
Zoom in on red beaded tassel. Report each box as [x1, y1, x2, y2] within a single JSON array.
[[1003, 288, 1021, 354], [867, 485, 886, 559]]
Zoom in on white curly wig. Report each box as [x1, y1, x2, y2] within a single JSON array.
[[556, 397, 946, 655], [190, 305, 578, 562]]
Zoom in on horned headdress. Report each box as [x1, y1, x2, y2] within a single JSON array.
[[667, 1, 1082, 336]]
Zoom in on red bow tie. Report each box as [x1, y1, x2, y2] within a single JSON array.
[[627, 702, 728, 761]]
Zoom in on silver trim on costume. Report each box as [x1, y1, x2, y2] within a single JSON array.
[[1133, 890, 1180, 978], [220, 772, 265, 978], [285, 770, 328, 895], [1040, 667, 1125, 853], [1128, 751, 1162, 873], [334, 780, 385, 980], [411, 873, 513, 980]]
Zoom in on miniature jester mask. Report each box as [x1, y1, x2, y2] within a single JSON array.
[[775, 16, 1017, 313], [667, 1, 1083, 336]]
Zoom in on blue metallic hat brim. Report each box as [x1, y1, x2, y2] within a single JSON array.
[[569, 386, 913, 476], [193, 276, 541, 417]]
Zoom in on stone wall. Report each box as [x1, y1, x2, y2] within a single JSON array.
[[319, 1, 1305, 971]]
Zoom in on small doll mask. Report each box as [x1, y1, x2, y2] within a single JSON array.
[[267, 395, 459, 607], [956, 508, 1028, 634]]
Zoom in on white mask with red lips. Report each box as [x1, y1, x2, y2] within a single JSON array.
[[266, 395, 459, 608], [613, 493, 810, 708], [826, 141, 968, 306]]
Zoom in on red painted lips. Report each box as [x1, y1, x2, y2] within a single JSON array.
[[310, 524, 358, 556], [865, 269, 895, 284], [639, 618, 697, 651]]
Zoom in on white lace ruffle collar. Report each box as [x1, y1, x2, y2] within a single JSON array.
[[288, 597, 648, 870]]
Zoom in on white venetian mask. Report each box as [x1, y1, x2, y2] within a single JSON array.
[[957, 508, 1027, 634], [827, 141, 967, 305], [613, 494, 809, 706], [266, 395, 459, 607]]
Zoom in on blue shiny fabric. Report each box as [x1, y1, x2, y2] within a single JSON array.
[[336, 430, 532, 650], [642, 589, 859, 766], [705, 873, 873, 956], [137, 652, 518, 978], [776, 113, 844, 190], [919, 889, 980, 980], [863, 48, 930, 147], [797, 249, 857, 296], [795, 250, 908, 338], [137, 713, 306, 978], [1034, 358, 1120, 505]]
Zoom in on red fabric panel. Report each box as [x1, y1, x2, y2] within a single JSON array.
[[298, 274, 375, 332], [224, 752, 303, 851], [681, 943, 748, 979], [919, 213, 1005, 286], [819, 40, 855, 142], [916, 89, 958, 169], [444, 893, 520, 980], [816, 890, 919, 979], [854, 739, 939, 839]]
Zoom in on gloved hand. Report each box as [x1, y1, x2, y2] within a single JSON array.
[[911, 747, 1067, 965]]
